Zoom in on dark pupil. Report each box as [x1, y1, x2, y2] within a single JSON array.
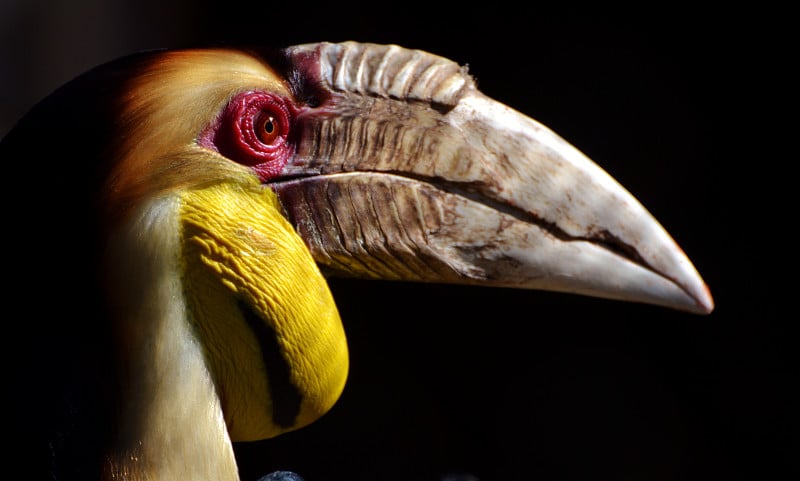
[[263, 116, 275, 134]]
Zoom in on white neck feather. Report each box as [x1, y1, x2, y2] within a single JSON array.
[[105, 196, 240, 481]]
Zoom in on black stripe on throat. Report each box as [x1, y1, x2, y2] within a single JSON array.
[[237, 299, 303, 429]]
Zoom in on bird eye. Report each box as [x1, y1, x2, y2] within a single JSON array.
[[255, 113, 280, 146], [204, 91, 296, 182]]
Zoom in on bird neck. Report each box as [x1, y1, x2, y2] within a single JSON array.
[[103, 196, 240, 481]]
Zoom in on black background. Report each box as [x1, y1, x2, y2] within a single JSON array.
[[2, 3, 793, 480]]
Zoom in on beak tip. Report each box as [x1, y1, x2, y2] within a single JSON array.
[[679, 281, 714, 315], [696, 285, 715, 315]]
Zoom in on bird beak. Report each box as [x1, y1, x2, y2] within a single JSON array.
[[269, 42, 713, 315]]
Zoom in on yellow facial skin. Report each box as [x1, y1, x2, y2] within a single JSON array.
[[180, 180, 349, 441]]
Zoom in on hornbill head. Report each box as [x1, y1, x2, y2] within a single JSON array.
[[2, 41, 712, 480]]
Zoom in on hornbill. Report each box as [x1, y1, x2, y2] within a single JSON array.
[[1, 41, 713, 481]]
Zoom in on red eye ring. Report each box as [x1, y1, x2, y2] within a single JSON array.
[[204, 91, 296, 182]]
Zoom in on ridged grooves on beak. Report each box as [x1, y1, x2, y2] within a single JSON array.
[[287, 41, 473, 107]]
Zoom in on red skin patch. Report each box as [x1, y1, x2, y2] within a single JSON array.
[[199, 91, 303, 182]]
